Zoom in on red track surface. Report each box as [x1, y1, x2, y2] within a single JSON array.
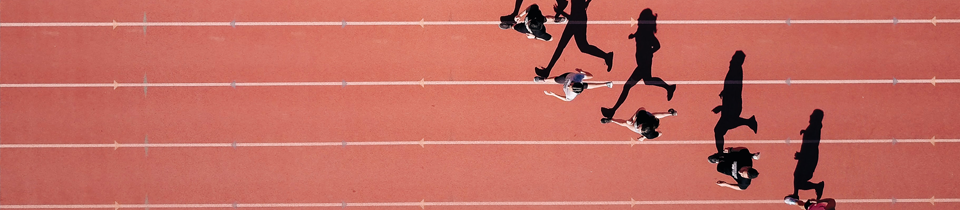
[[2, 0, 959, 209]]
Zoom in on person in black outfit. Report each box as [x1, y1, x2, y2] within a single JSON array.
[[534, 0, 614, 78], [499, 0, 567, 41], [600, 8, 677, 120], [600, 107, 677, 141], [712, 51, 758, 152], [710, 147, 760, 190]]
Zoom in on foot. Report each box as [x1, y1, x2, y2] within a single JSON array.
[[668, 108, 677, 116], [554, 16, 567, 23], [605, 52, 614, 72], [600, 118, 611, 124], [666, 84, 677, 101], [606, 82, 613, 88], [600, 107, 616, 118], [752, 152, 761, 160], [535, 67, 550, 78], [815, 182, 825, 200], [534, 76, 545, 83], [784, 195, 801, 205], [748, 115, 758, 133]]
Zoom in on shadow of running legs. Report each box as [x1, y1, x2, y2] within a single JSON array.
[[600, 8, 675, 119], [793, 109, 825, 200], [712, 51, 758, 152], [534, 0, 613, 78]]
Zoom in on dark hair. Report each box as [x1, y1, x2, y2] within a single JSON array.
[[641, 129, 660, 139], [636, 8, 658, 34], [571, 82, 586, 93], [528, 20, 544, 31], [526, 5, 546, 30], [746, 168, 759, 179]]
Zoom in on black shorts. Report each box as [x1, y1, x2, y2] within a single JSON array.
[[553, 73, 571, 83], [514, 23, 552, 40]]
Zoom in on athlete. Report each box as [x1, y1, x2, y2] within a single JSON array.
[[536, 69, 612, 101], [601, 107, 676, 141]]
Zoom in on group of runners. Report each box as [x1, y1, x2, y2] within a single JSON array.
[[498, 1, 834, 209]]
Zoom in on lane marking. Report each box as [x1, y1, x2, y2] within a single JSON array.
[[2, 138, 956, 149], [2, 78, 957, 88], [2, 197, 958, 209], [1, 17, 957, 27]]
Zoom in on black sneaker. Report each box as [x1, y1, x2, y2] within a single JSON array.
[[600, 118, 612, 124]]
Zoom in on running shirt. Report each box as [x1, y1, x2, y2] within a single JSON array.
[[561, 73, 586, 100], [716, 149, 754, 190]]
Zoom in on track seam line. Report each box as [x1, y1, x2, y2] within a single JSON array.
[[0, 18, 957, 27], [1, 197, 957, 209], [1, 78, 957, 88], [1, 138, 953, 149]]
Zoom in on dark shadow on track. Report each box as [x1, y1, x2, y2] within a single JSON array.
[[712, 51, 758, 152], [600, 8, 675, 120], [793, 109, 826, 199], [534, 0, 613, 78]]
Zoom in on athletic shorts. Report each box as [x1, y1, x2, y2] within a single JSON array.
[[553, 73, 571, 83], [514, 23, 552, 40]]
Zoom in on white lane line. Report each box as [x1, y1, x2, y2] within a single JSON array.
[[1, 197, 957, 209], [1, 78, 956, 88], [0, 18, 958, 27], [1, 139, 954, 149]]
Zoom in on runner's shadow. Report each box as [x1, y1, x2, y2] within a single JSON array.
[[534, 0, 613, 77], [712, 51, 757, 152], [794, 109, 825, 199], [600, 8, 675, 119]]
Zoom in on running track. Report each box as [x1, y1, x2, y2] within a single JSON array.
[[1, 0, 959, 209]]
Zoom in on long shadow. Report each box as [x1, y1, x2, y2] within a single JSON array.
[[712, 51, 758, 152], [534, 0, 613, 78], [600, 8, 676, 119], [793, 109, 825, 199]]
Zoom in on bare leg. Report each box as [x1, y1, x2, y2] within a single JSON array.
[[583, 82, 610, 89]]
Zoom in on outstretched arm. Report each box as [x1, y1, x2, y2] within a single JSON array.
[[544, 91, 571, 101], [716, 180, 744, 190]]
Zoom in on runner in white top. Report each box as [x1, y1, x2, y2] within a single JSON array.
[[535, 69, 613, 101]]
